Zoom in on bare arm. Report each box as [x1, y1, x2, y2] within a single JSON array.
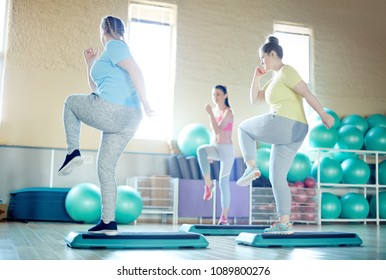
[[205, 104, 221, 134], [83, 48, 98, 92], [250, 66, 267, 105], [293, 81, 335, 129], [205, 105, 233, 134], [117, 57, 154, 116]]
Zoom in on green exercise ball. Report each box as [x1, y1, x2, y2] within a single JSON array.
[[341, 114, 369, 134], [379, 160, 386, 185], [309, 122, 338, 149], [311, 157, 343, 184], [287, 152, 311, 182], [115, 185, 143, 224], [370, 192, 386, 219], [364, 126, 386, 152], [178, 123, 210, 156], [336, 124, 364, 150], [258, 141, 272, 149], [340, 192, 369, 219], [341, 158, 370, 184], [332, 144, 358, 162], [321, 192, 342, 219], [367, 114, 386, 129], [256, 147, 271, 178], [65, 183, 101, 223]]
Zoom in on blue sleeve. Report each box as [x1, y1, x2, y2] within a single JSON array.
[[105, 40, 132, 64]]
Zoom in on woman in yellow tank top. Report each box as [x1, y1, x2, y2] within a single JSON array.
[[237, 36, 335, 234]]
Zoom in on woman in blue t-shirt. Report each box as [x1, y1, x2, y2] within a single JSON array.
[[58, 16, 154, 235]]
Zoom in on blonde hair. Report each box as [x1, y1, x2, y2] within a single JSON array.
[[101, 16, 125, 40]]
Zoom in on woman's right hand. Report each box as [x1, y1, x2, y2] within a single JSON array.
[[254, 65, 267, 77], [205, 104, 213, 114], [83, 47, 99, 66]]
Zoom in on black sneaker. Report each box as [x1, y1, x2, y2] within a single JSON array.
[[58, 149, 83, 176], [88, 220, 119, 236]]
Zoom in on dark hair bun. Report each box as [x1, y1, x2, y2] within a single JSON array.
[[268, 36, 279, 45]]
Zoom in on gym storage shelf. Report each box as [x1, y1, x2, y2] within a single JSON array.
[[127, 176, 179, 224], [249, 187, 318, 224], [311, 148, 386, 225]]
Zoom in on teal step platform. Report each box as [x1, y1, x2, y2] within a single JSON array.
[[179, 224, 268, 236], [65, 231, 209, 249], [236, 231, 363, 247]]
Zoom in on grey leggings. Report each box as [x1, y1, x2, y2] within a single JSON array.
[[63, 93, 142, 223], [238, 114, 308, 217], [197, 144, 235, 208]]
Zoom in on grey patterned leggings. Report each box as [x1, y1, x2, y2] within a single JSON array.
[[238, 113, 308, 217], [63, 93, 142, 223]]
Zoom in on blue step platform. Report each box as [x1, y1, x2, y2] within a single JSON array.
[[235, 231, 363, 247], [65, 231, 209, 249], [8, 187, 73, 222], [179, 224, 268, 236]]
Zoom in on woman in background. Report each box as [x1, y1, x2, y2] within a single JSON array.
[[197, 85, 235, 225]]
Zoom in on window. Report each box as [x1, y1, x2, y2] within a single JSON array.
[[273, 23, 312, 84], [0, 0, 9, 124], [128, 2, 176, 140]]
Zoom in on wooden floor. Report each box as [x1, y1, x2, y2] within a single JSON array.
[[0, 221, 385, 260]]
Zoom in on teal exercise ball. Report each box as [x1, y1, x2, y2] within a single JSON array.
[[340, 192, 369, 219], [311, 157, 343, 184], [178, 123, 210, 156], [287, 152, 311, 182], [341, 114, 369, 134], [115, 185, 143, 224], [258, 141, 272, 149], [336, 124, 364, 150], [364, 126, 386, 152], [313, 108, 341, 129], [321, 192, 342, 219], [341, 158, 370, 185], [256, 147, 271, 178], [370, 192, 386, 219], [367, 114, 386, 129], [65, 183, 101, 223], [332, 145, 358, 162], [309, 122, 338, 149], [379, 160, 386, 185]]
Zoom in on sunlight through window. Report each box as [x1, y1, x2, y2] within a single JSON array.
[[274, 23, 311, 84], [128, 2, 176, 140], [0, 0, 9, 124]]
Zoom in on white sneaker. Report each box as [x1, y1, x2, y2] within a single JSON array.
[[236, 166, 261, 186]]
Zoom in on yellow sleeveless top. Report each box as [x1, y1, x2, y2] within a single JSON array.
[[263, 65, 308, 124]]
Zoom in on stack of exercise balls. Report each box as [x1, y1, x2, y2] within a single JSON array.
[[309, 110, 386, 153], [308, 111, 386, 221], [65, 183, 143, 224], [321, 192, 371, 219], [369, 161, 386, 218]]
